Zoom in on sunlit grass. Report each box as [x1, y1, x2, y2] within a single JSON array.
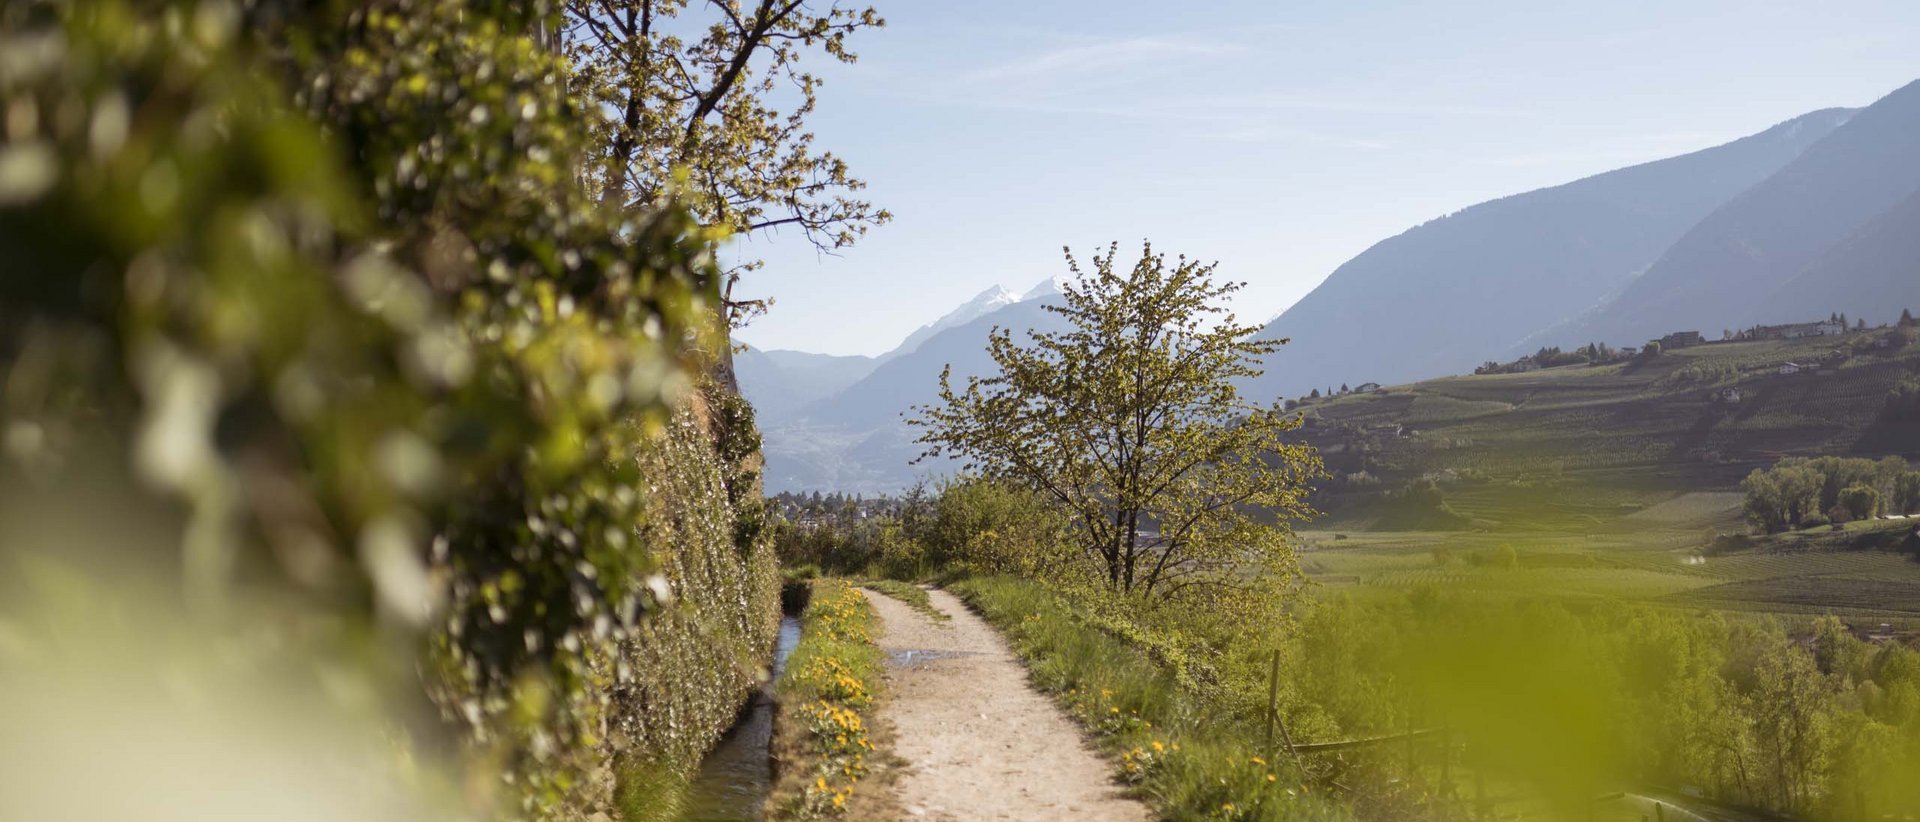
[[950, 577, 1365, 822], [855, 579, 949, 623]]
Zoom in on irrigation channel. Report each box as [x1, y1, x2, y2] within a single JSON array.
[[680, 613, 804, 821], [679, 580, 806, 818]]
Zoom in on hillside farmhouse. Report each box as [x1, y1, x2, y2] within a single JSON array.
[[1779, 362, 1805, 375], [1660, 331, 1706, 348]]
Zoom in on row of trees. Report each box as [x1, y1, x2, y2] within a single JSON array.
[[1474, 342, 1637, 375], [1741, 456, 1920, 532]]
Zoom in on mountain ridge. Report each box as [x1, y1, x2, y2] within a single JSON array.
[[1243, 106, 1855, 401]]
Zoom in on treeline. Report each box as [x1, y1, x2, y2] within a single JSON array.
[[1741, 456, 1920, 532], [1475, 342, 1636, 375], [773, 481, 1071, 582]]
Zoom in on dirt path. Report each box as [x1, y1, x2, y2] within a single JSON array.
[[862, 587, 1149, 822]]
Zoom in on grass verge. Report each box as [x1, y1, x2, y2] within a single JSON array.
[[856, 579, 950, 623], [948, 576, 1355, 822], [769, 579, 884, 818]]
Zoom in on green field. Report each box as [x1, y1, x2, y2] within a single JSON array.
[[1290, 333, 1920, 625]]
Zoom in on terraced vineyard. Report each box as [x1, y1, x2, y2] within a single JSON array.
[[1289, 332, 1920, 624]]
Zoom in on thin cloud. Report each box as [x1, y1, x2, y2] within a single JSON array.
[[963, 35, 1246, 84]]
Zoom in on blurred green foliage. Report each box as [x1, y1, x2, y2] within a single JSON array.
[[0, 0, 781, 817], [958, 571, 1920, 820]]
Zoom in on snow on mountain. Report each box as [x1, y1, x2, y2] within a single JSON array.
[[878, 284, 1023, 362]]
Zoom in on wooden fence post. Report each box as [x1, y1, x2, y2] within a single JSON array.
[[1265, 649, 1278, 753], [1264, 649, 1297, 761]]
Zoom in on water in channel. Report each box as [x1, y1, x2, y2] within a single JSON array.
[[678, 615, 804, 821]]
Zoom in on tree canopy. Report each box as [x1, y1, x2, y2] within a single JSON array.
[[911, 242, 1323, 599], [561, 0, 889, 324]]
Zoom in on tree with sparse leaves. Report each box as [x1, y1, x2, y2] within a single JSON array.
[[562, 0, 889, 325], [910, 242, 1323, 599]]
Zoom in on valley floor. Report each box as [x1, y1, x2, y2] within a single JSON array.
[[860, 587, 1148, 822]]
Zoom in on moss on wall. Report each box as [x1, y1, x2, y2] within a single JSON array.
[[607, 379, 781, 820]]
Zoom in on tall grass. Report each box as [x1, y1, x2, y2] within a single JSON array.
[[856, 579, 949, 623], [949, 577, 1356, 821]]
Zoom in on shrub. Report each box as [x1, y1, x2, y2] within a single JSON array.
[[909, 479, 1077, 581]]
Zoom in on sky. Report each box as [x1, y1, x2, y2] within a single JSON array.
[[729, 0, 1920, 357]]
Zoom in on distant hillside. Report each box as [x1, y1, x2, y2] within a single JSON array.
[[734, 346, 876, 424], [1293, 331, 1920, 529], [1750, 185, 1920, 327], [805, 297, 1065, 430], [759, 291, 1068, 492], [1243, 107, 1854, 402], [1557, 80, 1920, 345]]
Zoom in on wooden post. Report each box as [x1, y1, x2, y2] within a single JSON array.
[[1654, 802, 1665, 822], [1405, 707, 1417, 775], [1265, 649, 1279, 754], [1265, 649, 1298, 760]]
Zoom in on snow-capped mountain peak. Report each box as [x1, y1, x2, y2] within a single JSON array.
[[880, 284, 1021, 361], [1019, 277, 1062, 302]]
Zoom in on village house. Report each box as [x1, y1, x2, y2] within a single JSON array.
[[1660, 330, 1706, 348], [1778, 362, 1804, 375], [1714, 387, 1743, 404], [1355, 382, 1382, 392]]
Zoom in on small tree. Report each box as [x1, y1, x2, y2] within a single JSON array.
[[1839, 485, 1883, 522], [912, 242, 1323, 598], [1895, 472, 1920, 515]]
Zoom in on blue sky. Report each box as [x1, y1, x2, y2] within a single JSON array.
[[730, 0, 1920, 356]]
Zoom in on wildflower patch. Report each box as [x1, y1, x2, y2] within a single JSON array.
[[770, 580, 884, 818]]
